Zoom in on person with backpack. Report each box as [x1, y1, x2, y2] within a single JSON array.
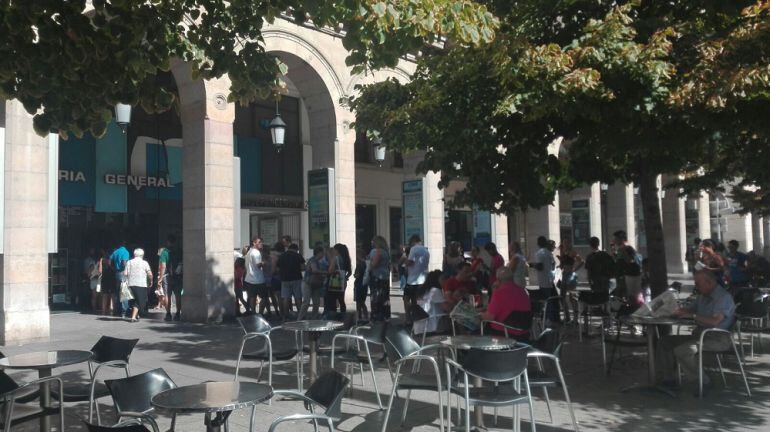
[[581, 237, 615, 305], [299, 246, 328, 320], [325, 244, 352, 318], [110, 239, 130, 318], [159, 235, 183, 321]]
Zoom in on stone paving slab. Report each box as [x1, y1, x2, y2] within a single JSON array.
[[2, 287, 769, 431]]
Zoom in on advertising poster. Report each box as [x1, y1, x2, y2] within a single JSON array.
[[473, 208, 492, 247], [308, 168, 335, 248], [571, 199, 591, 246], [402, 180, 424, 243]]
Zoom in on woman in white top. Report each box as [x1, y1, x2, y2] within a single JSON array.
[[413, 270, 449, 335], [508, 241, 528, 288], [125, 248, 153, 322]]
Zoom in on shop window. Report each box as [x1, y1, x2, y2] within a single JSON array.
[[393, 151, 404, 168], [354, 132, 373, 164]]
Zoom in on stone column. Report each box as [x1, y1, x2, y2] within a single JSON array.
[[752, 213, 764, 253], [697, 192, 711, 240], [605, 183, 637, 248], [403, 153, 445, 272], [334, 113, 357, 255], [492, 214, 509, 258], [173, 64, 236, 323], [589, 183, 602, 241], [723, 213, 753, 251], [764, 220, 770, 258], [661, 181, 687, 274], [1, 100, 51, 344]]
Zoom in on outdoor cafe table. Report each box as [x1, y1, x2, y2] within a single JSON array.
[[619, 315, 695, 396], [282, 320, 344, 390], [439, 335, 521, 429], [151, 381, 272, 432], [0, 349, 93, 432]]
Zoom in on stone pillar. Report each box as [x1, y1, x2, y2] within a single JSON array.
[[423, 171, 445, 272], [723, 213, 753, 252], [764, 220, 770, 258], [752, 213, 764, 253], [605, 183, 636, 248], [661, 180, 687, 274], [173, 64, 236, 323], [334, 115, 357, 256], [697, 192, 711, 240], [589, 183, 602, 241], [1, 100, 51, 343], [492, 214, 509, 259]]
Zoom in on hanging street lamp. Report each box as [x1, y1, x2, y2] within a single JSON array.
[[372, 133, 386, 167], [269, 101, 287, 153], [115, 103, 132, 133]]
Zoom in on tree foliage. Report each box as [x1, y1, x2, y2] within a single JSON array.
[[0, 0, 497, 138], [350, 0, 767, 294]]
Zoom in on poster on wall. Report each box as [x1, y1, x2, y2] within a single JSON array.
[[307, 168, 336, 248], [260, 218, 279, 247], [473, 208, 492, 247], [571, 199, 591, 246], [402, 180, 424, 243]]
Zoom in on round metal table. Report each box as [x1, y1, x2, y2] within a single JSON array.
[[282, 320, 344, 390], [151, 381, 273, 432], [0, 350, 93, 432]]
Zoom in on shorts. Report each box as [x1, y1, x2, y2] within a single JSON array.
[[161, 275, 183, 296], [404, 284, 420, 303], [281, 280, 302, 300], [244, 281, 259, 297]]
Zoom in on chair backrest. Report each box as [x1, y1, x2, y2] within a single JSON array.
[[531, 328, 562, 357], [105, 368, 176, 415], [238, 314, 272, 334], [503, 310, 533, 332], [91, 336, 140, 364], [304, 370, 350, 418], [383, 325, 421, 360], [735, 290, 770, 318], [84, 421, 151, 432], [459, 347, 529, 382], [0, 352, 20, 396], [358, 320, 388, 344]]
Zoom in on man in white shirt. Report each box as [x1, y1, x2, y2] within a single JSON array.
[[404, 234, 430, 325], [244, 236, 265, 314], [531, 235, 560, 323]]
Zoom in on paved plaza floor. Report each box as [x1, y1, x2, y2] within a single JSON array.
[[2, 283, 769, 431]]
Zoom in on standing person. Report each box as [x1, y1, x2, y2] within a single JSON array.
[[619, 245, 644, 310], [243, 236, 266, 314], [98, 249, 113, 315], [725, 240, 749, 292], [124, 248, 153, 323], [581, 237, 614, 305], [325, 244, 352, 317], [611, 230, 635, 299], [557, 239, 582, 323], [531, 236, 559, 323], [698, 239, 726, 287], [277, 243, 305, 320], [397, 245, 409, 292], [86, 249, 103, 313], [353, 248, 369, 322], [281, 235, 292, 250], [443, 241, 464, 278], [110, 240, 130, 318], [159, 235, 182, 321], [234, 246, 252, 316], [369, 236, 392, 321], [258, 243, 278, 318], [685, 238, 702, 274], [404, 235, 430, 325], [299, 246, 328, 320], [508, 242, 528, 289], [267, 242, 285, 320], [83, 249, 97, 312], [484, 242, 505, 291]]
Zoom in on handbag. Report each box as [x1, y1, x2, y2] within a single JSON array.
[[328, 270, 346, 292], [120, 280, 133, 301]]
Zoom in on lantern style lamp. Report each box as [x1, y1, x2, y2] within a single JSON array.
[[269, 102, 287, 153], [372, 135, 386, 167], [115, 103, 132, 133]]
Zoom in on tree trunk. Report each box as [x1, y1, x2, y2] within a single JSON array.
[[638, 170, 669, 297]]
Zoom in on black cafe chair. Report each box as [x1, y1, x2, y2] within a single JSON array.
[[84, 419, 152, 431], [104, 368, 177, 432], [527, 328, 579, 431], [330, 320, 387, 409], [0, 367, 64, 432], [381, 325, 450, 432], [269, 370, 349, 432], [52, 335, 139, 425], [445, 346, 536, 432], [235, 315, 299, 389]]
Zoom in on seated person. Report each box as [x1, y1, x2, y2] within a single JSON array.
[[443, 262, 479, 307], [480, 267, 532, 341], [659, 269, 736, 389], [412, 270, 450, 335]]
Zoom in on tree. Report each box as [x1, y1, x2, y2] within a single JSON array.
[[0, 0, 497, 137], [351, 1, 762, 296]]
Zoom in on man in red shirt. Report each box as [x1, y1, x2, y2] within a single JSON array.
[[481, 267, 532, 340], [443, 262, 478, 306]]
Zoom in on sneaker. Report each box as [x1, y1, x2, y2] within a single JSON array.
[[164, 313, 173, 321], [173, 312, 181, 321]]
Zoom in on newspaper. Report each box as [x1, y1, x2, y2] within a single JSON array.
[[450, 300, 481, 331], [631, 289, 679, 318]]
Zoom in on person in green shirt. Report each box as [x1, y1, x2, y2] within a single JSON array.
[[158, 235, 182, 321]]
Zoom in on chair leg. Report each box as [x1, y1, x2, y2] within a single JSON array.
[[554, 359, 579, 432], [715, 354, 727, 386], [170, 413, 177, 431], [250, 406, 256, 432], [380, 365, 402, 432], [542, 387, 553, 423], [367, 355, 384, 409], [732, 339, 752, 397], [523, 371, 536, 432], [698, 350, 704, 398], [400, 390, 412, 425]]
